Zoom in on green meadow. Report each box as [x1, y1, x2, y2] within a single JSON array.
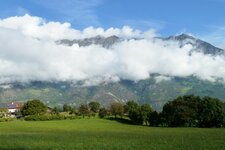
[[0, 119, 224, 150]]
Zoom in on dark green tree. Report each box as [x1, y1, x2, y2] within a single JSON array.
[[124, 101, 142, 124], [140, 104, 153, 125], [162, 95, 225, 127], [162, 95, 201, 127], [148, 111, 160, 126], [129, 109, 143, 125], [124, 101, 139, 114], [21, 100, 47, 116], [198, 97, 225, 127], [88, 101, 100, 113]]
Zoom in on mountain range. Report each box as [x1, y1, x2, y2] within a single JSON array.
[[1, 34, 225, 110]]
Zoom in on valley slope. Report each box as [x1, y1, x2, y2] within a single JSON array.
[[1, 76, 225, 110]]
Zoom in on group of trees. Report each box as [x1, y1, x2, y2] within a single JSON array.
[[19, 95, 225, 127], [124, 101, 153, 125], [162, 95, 225, 127], [100, 95, 225, 127], [20, 100, 102, 118], [61, 101, 101, 118], [122, 95, 225, 127]]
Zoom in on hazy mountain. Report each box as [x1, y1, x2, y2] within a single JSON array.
[[1, 34, 225, 110], [1, 75, 225, 110]]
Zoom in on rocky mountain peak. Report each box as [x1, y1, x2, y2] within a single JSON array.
[[168, 34, 196, 41], [57, 35, 120, 48], [165, 34, 225, 55], [57, 33, 225, 56]]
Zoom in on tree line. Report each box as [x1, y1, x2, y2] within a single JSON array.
[[123, 95, 225, 127], [19, 95, 225, 127]]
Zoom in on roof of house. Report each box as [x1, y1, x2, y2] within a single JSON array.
[[0, 102, 23, 109]]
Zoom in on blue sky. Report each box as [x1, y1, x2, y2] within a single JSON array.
[[0, 0, 225, 47]]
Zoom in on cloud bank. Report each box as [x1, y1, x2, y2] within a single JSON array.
[[0, 15, 225, 85]]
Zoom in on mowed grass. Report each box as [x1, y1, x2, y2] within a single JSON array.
[[0, 119, 224, 150]]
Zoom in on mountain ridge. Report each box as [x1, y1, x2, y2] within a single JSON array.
[[57, 34, 225, 56]]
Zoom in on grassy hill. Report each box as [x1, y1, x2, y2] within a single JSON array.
[[0, 119, 224, 150]]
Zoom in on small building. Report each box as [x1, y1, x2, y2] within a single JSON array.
[[0, 102, 23, 117]]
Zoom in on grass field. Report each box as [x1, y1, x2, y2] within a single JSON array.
[[0, 118, 224, 150]]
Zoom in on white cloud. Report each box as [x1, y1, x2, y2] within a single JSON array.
[[0, 15, 157, 40], [0, 15, 225, 85], [0, 14, 81, 40]]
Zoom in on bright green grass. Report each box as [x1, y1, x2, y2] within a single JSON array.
[[0, 119, 224, 150]]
